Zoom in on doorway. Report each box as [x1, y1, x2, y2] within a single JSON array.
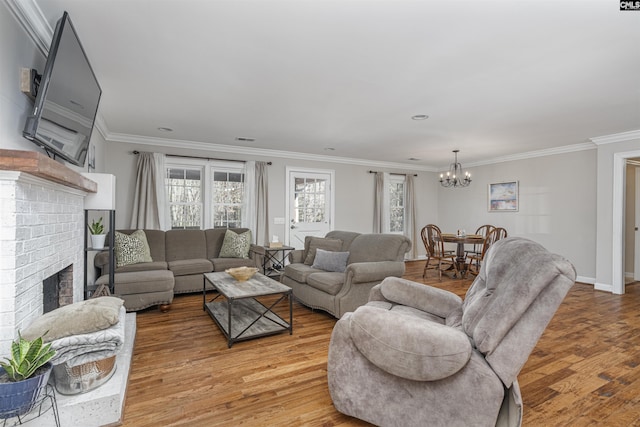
[[612, 150, 640, 294], [285, 167, 335, 249]]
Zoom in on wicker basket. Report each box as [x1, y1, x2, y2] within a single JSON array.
[[225, 267, 258, 282], [52, 356, 116, 395]]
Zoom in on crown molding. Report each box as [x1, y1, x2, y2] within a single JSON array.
[[105, 132, 438, 172], [590, 129, 640, 145], [4, 0, 52, 55], [443, 142, 597, 171]]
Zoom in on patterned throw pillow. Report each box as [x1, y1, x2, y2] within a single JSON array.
[[115, 230, 152, 267], [219, 229, 252, 259]]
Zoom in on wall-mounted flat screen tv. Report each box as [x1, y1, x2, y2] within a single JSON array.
[[23, 11, 102, 167]]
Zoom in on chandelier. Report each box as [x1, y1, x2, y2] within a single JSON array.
[[440, 150, 471, 188]]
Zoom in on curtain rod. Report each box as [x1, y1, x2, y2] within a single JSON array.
[[368, 170, 417, 177], [132, 151, 272, 165]]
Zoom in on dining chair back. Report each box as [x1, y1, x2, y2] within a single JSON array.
[[466, 224, 496, 257], [421, 224, 459, 281], [467, 227, 508, 276]]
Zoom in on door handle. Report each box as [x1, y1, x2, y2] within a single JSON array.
[[291, 225, 297, 229]]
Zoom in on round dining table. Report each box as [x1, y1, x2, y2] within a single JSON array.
[[439, 233, 485, 277]]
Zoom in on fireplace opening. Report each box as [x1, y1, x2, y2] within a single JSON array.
[[43, 264, 74, 313]]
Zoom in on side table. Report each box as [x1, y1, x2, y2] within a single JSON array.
[[257, 245, 295, 279]]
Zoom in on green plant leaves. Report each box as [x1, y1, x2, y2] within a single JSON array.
[[0, 333, 55, 382]]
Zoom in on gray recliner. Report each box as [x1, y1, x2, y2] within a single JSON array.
[[327, 237, 576, 427]]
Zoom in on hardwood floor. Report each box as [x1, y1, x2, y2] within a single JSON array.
[[121, 262, 640, 426]]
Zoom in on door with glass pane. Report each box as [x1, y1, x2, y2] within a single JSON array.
[[287, 169, 334, 249]]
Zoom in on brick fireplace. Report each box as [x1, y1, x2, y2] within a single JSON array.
[[0, 150, 97, 356]]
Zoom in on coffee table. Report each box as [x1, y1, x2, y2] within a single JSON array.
[[203, 271, 293, 348]]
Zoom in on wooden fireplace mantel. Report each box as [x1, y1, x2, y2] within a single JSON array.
[[0, 149, 97, 192]]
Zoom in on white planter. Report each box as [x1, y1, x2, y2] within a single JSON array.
[[90, 234, 106, 250]]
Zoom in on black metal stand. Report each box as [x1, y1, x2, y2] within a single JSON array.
[[260, 246, 295, 278], [1, 384, 60, 427], [84, 209, 116, 299]]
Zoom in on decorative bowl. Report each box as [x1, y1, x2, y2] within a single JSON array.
[[225, 267, 258, 282]]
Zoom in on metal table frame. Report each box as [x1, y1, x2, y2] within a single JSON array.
[[203, 272, 293, 348], [259, 245, 295, 278]]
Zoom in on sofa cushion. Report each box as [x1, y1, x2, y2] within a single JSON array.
[[165, 230, 207, 261], [115, 230, 152, 267], [219, 229, 252, 258], [116, 261, 168, 273], [168, 259, 213, 276], [21, 296, 124, 342], [211, 257, 256, 271], [96, 270, 174, 294], [304, 237, 343, 265], [283, 263, 323, 283], [312, 249, 350, 273], [348, 233, 410, 264], [307, 272, 345, 295]]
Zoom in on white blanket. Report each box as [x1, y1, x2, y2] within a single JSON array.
[[49, 306, 126, 367]]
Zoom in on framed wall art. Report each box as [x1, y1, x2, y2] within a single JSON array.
[[488, 181, 518, 212]]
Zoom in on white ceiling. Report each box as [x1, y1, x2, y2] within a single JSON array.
[[22, 0, 640, 168]]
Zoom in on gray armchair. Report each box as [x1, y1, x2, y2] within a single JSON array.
[[327, 237, 576, 427]]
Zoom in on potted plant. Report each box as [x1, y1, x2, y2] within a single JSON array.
[[88, 217, 106, 249], [0, 333, 56, 419]]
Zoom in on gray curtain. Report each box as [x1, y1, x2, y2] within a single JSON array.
[[130, 152, 165, 229], [242, 161, 269, 245], [405, 174, 417, 259], [373, 172, 385, 233], [255, 161, 269, 246], [374, 172, 391, 233]]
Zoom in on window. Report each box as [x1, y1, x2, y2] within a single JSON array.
[[165, 161, 244, 230], [293, 177, 326, 223], [167, 167, 202, 229], [212, 170, 244, 228], [388, 175, 405, 233]]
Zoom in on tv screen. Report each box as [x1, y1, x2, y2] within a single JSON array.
[[23, 11, 101, 167]]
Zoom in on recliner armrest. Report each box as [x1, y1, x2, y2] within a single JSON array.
[[349, 305, 472, 381], [346, 261, 405, 284], [379, 277, 462, 318]]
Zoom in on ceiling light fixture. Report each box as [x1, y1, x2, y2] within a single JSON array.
[[440, 150, 471, 188], [235, 137, 255, 142], [411, 114, 429, 120]]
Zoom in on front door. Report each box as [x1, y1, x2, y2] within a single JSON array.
[[286, 168, 334, 249]]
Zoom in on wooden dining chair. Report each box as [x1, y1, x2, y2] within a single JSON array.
[[465, 224, 496, 258], [466, 227, 508, 276], [421, 224, 459, 281]]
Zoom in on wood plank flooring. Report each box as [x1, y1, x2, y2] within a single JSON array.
[[121, 262, 640, 426]]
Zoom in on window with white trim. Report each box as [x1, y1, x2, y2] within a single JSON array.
[[165, 160, 244, 230], [167, 167, 203, 229], [388, 175, 405, 233]]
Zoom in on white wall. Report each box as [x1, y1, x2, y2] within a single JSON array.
[[0, 4, 107, 174], [0, 3, 45, 150], [437, 149, 597, 280]]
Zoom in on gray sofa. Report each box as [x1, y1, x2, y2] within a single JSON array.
[[280, 231, 411, 318], [327, 237, 576, 427], [95, 228, 258, 311]]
